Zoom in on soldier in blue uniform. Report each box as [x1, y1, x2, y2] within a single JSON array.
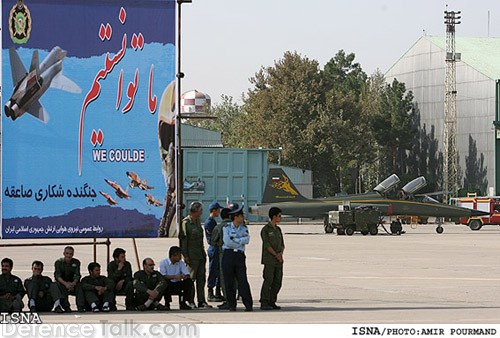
[[204, 201, 224, 302], [222, 204, 253, 311]]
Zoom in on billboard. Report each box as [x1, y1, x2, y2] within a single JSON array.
[[1, 0, 176, 238]]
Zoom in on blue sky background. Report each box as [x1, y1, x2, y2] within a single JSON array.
[[181, 0, 500, 104]]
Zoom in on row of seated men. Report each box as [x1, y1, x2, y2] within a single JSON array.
[[0, 245, 194, 313]]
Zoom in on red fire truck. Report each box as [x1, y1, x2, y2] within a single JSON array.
[[455, 194, 500, 230]]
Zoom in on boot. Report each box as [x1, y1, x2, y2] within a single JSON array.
[[207, 288, 216, 301], [215, 286, 225, 301]]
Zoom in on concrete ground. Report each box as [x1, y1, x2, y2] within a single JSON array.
[[1, 221, 499, 324]]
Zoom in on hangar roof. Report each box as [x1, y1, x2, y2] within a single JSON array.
[[394, 36, 500, 80]]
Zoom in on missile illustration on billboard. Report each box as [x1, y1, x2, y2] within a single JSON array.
[[4, 46, 82, 122]]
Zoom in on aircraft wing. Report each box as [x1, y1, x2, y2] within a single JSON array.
[[9, 48, 28, 86], [50, 72, 82, 93], [27, 100, 49, 123]]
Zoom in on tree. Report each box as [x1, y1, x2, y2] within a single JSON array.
[[371, 79, 416, 178], [464, 134, 488, 194], [242, 51, 323, 171], [187, 95, 246, 148]]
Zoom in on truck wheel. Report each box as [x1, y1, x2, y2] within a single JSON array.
[[324, 224, 334, 234], [345, 226, 355, 236], [337, 228, 346, 235], [361, 230, 369, 236], [369, 226, 378, 236], [468, 219, 483, 231]]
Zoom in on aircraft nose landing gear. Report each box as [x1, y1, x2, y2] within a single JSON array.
[[435, 217, 444, 234]]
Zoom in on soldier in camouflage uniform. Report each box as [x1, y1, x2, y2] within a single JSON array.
[[24, 260, 64, 313], [179, 201, 211, 308], [0, 258, 25, 313]]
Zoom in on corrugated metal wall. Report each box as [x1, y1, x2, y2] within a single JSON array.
[[183, 148, 268, 221], [385, 37, 496, 191]]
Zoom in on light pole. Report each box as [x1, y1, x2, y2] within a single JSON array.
[[175, 0, 192, 233]]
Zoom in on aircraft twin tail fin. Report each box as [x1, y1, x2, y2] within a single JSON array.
[[29, 49, 40, 76], [262, 168, 309, 203], [9, 47, 28, 85]]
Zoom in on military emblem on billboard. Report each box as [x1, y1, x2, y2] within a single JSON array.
[[9, 0, 32, 44]]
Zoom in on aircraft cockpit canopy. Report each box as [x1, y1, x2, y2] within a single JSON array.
[[402, 176, 427, 195], [373, 174, 400, 194]]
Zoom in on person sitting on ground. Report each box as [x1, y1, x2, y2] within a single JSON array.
[[0, 257, 25, 313], [24, 260, 64, 313], [107, 248, 134, 310], [80, 262, 115, 312], [159, 246, 194, 310], [132, 258, 168, 311]]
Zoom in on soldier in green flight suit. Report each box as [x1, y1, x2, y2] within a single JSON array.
[[132, 258, 168, 311], [54, 246, 85, 312], [81, 262, 115, 312], [0, 258, 25, 313], [107, 248, 134, 310], [24, 260, 64, 313], [179, 201, 211, 308], [211, 206, 232, 310], [259, 207, 285, 310]]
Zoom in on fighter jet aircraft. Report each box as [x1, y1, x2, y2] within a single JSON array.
[[104, 179, 130, 199], [99, 191, 117, 206], [126, 171, 154, 190], [4, 46, 82, 122], [249, 168, 490, 234], [145, 193, 163, 207]]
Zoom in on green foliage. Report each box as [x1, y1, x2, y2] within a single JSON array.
[[464, 134, 488, 194], [199, 49, 454, 197]]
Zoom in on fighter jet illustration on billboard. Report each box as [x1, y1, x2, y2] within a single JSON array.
[[145, 194, 163, 207], [4, 46, 82, 122], [104, 179, 130, 199], [126, 171, 154, 190], [99, 191, 117, 206]]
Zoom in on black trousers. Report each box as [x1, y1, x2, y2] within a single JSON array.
[[222, 249, 253, 309], [165, 279, 193, 304]]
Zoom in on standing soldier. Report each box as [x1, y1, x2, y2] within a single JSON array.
[[259, 207, 285, 310], [204, 201, 224, 302], [132, 258, 168, 311], [0, 258, 25, 313], [81, 262, 115, 312], [24, 260, 64, 313], [107, 248, 134, 310], [54, 246, 85, 312], [222, 204, 253, 311], [179, 201, 211, 308], [211, 206, 232, 309]]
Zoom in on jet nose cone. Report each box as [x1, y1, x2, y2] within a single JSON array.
[[470, 209, 490, 217]]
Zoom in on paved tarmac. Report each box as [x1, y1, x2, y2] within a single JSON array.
[[1, 221, 499, 324]]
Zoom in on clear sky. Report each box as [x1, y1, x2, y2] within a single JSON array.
[[181, 0, 500, 104]]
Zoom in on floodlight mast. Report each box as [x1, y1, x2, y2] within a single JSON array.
[[443, 8, 461, 202]]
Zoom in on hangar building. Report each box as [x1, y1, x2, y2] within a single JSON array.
[[385, 36, 500, 194]]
